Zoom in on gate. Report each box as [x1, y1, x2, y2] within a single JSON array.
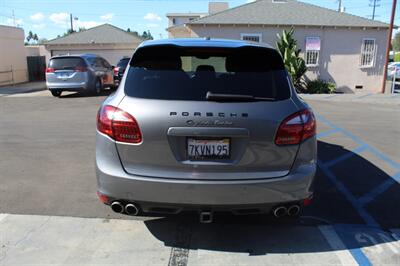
[[27, 56, 46, 81]]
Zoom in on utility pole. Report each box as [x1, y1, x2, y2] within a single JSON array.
[[369, 0, 381, 20], [381, 0, 397, 93], [70, 13, 74, 32], [337, 0, 342, 12], [12, 9, 15, 26]]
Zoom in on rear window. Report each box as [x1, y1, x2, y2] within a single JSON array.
[[49, 57, 86, 70], [117, 58, 130, 68], [124, 45, 291, 101]]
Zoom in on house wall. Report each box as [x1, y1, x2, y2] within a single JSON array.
[[189, 25, 388, 93], [0, 25, 28, 85], [45, 43, 138, 66], [25, 45, 51, 64]]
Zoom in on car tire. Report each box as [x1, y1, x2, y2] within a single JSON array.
[[94, 79, 102, 95], [50, 90, 62, 97]]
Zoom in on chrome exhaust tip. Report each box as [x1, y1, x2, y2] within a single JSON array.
[[125, 203, 139, 216], [110, 201, 124, 213], [273, 206, 287, 218], [287, 205, 300, 216]]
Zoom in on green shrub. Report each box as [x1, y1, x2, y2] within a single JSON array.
[[306, 80, 336, 94], [395, 53, 400, 62], [276, 28, 307, 92]]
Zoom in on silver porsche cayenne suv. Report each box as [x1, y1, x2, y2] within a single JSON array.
[[96, 38, 317, 222]]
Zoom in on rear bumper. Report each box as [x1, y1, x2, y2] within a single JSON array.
[[47, 82, 88, 91], [96, 133, 316, 212]]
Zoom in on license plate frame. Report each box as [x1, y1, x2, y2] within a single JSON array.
[[187, 137, 231, 160]]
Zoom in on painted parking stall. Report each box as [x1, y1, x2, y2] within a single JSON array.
[[0, 92, 399, 265]]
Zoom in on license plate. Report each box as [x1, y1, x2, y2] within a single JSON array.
[[187, 138, 230, 160], [58, 73, 70, 78]]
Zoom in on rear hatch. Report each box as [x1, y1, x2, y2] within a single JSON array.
[[46, 57, 87, 84], [115, 45, 300, 180]]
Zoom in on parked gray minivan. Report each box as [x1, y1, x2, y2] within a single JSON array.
[[95, 39, 317, 223], [46, 54, 115, 97]]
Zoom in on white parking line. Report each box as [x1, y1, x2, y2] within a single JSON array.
[[318, 225, 358, 266]]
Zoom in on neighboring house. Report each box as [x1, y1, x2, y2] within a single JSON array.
[[0, 25, 28, 85], [45, 24, 143, 66], [167, 0, 392, 93]]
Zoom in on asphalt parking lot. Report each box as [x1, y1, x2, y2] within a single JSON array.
[[0, 90, 399, 265]]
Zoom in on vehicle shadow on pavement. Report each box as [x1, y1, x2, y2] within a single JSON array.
[[143, 140, 400, 254], [59, 89, 114, 98]]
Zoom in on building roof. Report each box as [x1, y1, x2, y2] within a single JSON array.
[[189, 0, 390, 28], [166, 13, 207, 17], [46, 24, 144, 45], [139, 37, 274, 49]]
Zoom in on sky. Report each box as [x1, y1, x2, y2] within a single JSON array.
[[0, 0, 398, 41]]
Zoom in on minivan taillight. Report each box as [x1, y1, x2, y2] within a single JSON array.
[[46, 67, 55, 73], [97, 105, 142, 143], [275, 109, 316, 145]]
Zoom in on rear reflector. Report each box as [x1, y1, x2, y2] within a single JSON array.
[[97, 191, 109, 204], [303, 198, 312, 206], [275, 109, 316, 145], [46, 67, 55, 73], [97, 105, 142, 143]]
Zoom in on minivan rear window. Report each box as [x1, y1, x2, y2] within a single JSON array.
[[124, 45, 291, 101], [117, 58, 130, 68], [49, 57, 86, 70]]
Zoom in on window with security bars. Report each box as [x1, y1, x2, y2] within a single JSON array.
[[305, 50, 319, 66], [241, 34, 261, 43], [360, 39, 376, 68]]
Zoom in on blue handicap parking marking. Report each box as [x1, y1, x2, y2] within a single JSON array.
[[333, 224, 400, 266]]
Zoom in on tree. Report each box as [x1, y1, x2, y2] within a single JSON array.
[[26, 31, 34, 43], [126, 29, 153, 40], [62, 29, 75, 37], [392, 32, 400, 52], [26, 31, 40, 44], [146, 30, 153, 40], [38, 38, 48, 45], [276, 28, 307, 92]]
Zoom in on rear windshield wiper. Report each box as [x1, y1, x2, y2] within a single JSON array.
[[206, 92, 275, 102]]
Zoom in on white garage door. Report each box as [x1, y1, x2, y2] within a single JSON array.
[[51, 49, 133, 66]]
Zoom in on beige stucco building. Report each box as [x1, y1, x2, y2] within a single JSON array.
[[45, 24, 143, 66], [0, 25, 28, 85], [167, 0, 392, 93]]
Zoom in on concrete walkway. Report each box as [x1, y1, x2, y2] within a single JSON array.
[[1, 213, 399, 266], [300, 93, 400, 105], [0, 81, 46, 96]]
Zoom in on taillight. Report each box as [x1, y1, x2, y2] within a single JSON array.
[[275, 109, 316, 145], [74, 66, 87, 72], [46, 67, 55, 73], [97, 105, 142, 143], [113, 67, 120, 75]]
